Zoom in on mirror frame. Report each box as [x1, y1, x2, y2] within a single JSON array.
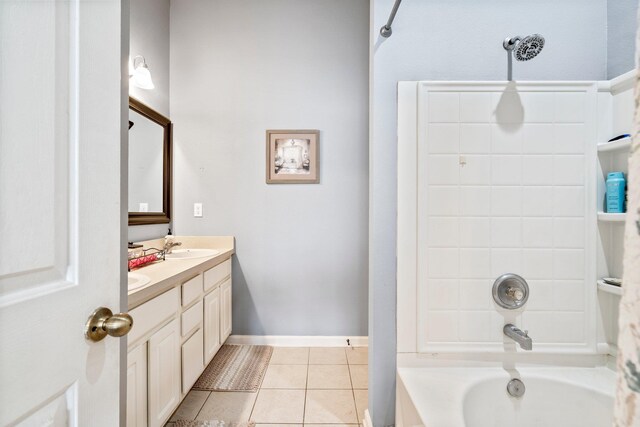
[[128, 96, 172, 225]]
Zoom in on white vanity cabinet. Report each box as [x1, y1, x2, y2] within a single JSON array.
[[203, 259, 232, 363], [181, 282, 204, 395], [127, 343, 148, 427], [204, 287, 221, 364], [220, 278, 232, 342], [182, 328, 204, 394], [126, 256, 233, 427], [126, 286, 181, 427], [148, 318, 181, 427]]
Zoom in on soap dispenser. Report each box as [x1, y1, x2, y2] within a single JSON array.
[[164, 228, 174, 249]]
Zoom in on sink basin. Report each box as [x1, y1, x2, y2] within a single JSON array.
[[165, 248, 220, 260], [128, 272, 151, 291]]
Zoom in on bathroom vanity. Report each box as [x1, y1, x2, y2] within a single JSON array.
[[126, 236, 234, 427]]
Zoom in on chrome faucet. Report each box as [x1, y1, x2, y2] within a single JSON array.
[[163, 240, 182, 254], [503, 324, 532, 350]]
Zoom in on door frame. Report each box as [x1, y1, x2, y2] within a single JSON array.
[[120, 1, 131, 424]]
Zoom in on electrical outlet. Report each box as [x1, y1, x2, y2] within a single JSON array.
[[193, 203, 203, 217], [139, 202, 148, 212]]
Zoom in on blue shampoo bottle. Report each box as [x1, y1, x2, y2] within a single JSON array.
[[606, 172, 626, 213]]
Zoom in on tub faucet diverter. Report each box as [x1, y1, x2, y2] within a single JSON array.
[[504, 324, 533, 351]]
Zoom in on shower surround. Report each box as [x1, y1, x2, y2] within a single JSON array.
[[395, 76, 636, 426], [398, 81, 597, 354], [396, 75, 630, 427]]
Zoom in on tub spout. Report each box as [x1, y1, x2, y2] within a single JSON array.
[[503, 324, 532, 350]]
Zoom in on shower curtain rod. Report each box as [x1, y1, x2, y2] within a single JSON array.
[[380, 0, 403, 38]]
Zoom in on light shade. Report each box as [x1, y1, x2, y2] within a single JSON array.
[[130, 55, 155, 90]]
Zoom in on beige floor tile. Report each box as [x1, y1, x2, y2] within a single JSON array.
[[170, 390, 210, 421], [346, 347, 368, 365], [308, 347, 347, 364], [304, 390, 358, 424], [349, 365, 368, 389], [196, 391, 257, 422], [270, 347, 309, 365], [261, 364, 308, 389], [353, 389, 368, 423], [251, 389, 306, 423], [255, 425, 303, 427], [307, 365, 351, 389], [304, 425, 359, 427]]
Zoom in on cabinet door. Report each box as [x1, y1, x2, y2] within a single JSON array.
[[126, 343, 147, 427], [204, 287, 221, 364], [148, 318, 181, 427], [220, 279, 232, 343], [182, 329, 204, 394]]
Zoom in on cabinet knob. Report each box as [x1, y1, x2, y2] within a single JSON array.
[[84, 307, 133, 342]]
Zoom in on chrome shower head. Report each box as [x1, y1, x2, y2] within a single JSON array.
[[503, 34, 545, 61]]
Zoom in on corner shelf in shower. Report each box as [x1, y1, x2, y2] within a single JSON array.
[[597, 212, 626, 222], [597, 136, 631, 153], [597, 279, 623, 297]]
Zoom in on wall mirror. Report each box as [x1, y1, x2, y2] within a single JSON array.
[[128, 97, 172, 225]]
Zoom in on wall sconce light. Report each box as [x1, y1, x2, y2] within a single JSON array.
[[130, 55, 155, 90]]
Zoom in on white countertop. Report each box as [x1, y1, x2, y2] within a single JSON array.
[[127, 236, 235, 309]]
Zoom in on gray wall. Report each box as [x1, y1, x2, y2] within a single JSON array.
[[170, 0, 369, 336], [369, 1, 607, 425], [128, 0, 171, 242], [608, 0, 638, 78], [130, 0, 170, 116]]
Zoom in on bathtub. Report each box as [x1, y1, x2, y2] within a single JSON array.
[[396, 366, 616, 427]]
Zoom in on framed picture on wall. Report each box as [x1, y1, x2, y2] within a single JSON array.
[[266, 129, 319, 184]]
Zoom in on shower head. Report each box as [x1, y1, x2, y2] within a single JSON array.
[[503, 34, 545, 61]]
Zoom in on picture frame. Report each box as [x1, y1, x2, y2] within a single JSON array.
[[266, 129, 320, 184]]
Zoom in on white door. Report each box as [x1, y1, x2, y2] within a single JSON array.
[[0, 0, 125, 425]]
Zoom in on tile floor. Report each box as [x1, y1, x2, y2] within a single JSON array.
[[165, 346, 368, 426]]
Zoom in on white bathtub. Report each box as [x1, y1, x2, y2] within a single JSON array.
[[396, 367, 616, 427]]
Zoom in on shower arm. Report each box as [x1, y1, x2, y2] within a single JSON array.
[[380, 0, 403, 38], [503, 36, 522, 51]]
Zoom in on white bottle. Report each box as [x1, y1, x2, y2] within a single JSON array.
[[164, 228, 174, 251]]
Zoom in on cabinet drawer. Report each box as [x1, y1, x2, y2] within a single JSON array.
[[182, 328, 204, 394], [182, 274, 203, 307], [181, 300, 203, 337], [204, 259, 231, 292], [129, 287, 180, 346]]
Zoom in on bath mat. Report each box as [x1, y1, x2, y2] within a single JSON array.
[[174, 421, 255, 427], [192, 345, 272, 392]]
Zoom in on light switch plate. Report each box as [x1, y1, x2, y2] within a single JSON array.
[[193, 203, 203, 217]]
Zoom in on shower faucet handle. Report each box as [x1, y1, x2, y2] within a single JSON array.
[[492, 274, 529, 309], [506, 286, 524, 302]]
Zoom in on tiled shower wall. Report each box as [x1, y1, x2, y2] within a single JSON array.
[[418, 84, 596, 352]]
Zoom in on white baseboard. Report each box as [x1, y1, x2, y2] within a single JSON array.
[[363, 409, 373, 427], [227, 335, 368, 347]]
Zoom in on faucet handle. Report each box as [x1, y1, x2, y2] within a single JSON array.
[[524, 330, 529, 337], [507, 286, 524, 301]]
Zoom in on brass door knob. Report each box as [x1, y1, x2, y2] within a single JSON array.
[[85, 307, 133, 342]]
